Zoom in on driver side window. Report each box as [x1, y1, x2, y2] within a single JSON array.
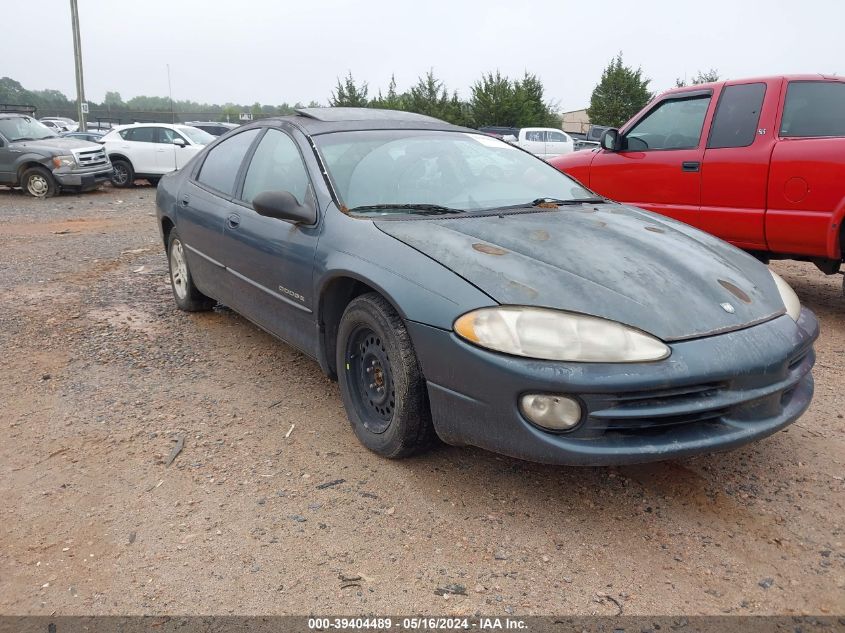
[[625, 95, 711, 150], [241, 129, 310, 206]]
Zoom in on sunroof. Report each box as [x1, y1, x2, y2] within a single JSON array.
[[294, 107, 442, 123]]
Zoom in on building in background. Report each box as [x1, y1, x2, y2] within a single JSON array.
[[561, 108, 590, 134]]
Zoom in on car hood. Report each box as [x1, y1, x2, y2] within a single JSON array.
[[375, 204, 785, 341], [11, 137, 102, 153]]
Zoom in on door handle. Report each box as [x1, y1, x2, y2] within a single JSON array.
[[226, 213, 241, 229], [681, 161, 701, 172], [179, 195, 190, 207]]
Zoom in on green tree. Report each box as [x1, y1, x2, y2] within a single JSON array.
[[330, 72, 368, 107], [407, 70, 450, 119], [675, 68, 720, 88], [470, 71, 516, 127], [587, 53, 652, 127], [104, 91, 124, 107], [513, 72, 559, 128], [372, 74, 406, 111]]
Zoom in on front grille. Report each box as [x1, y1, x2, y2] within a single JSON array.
[[74, 147, 109, 168], [581, 346, 813, 435]]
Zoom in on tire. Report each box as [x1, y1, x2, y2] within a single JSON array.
[[21, 166, 58, 198], [167, 229, 215, 312], [337, 293, 434, 458], [110, 159, 134, 187]]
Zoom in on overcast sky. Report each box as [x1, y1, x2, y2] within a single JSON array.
[[3, 0, 842, 110]]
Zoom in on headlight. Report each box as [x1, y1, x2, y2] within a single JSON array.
[[453, 306, 670, 362], [769, 270, 801, 321], [52, 155, 75, 168]]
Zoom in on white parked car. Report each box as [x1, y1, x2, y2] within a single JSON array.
[[99, 123, 214, 186], [41, 117, 79, 132], [507, 127, 574, 160]]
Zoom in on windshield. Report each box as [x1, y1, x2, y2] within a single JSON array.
[[178, 126, 215, 145], [315, 130, 594, 214], [0, 116, 58, 142]]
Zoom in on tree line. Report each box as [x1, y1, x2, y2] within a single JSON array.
[[1, 55, 719, 130]]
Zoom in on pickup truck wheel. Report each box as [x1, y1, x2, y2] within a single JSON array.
[[167, 230, 215, 312], [22, 167, 57, 198], [110, 159, 134, 188], [337, 293, 434, 458]]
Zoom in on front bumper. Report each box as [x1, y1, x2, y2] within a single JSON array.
[[54, 166, 113, 190], [408, 309, 818, 466]]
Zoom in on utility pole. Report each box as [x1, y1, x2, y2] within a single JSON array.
[[167, 64, 175, 124], [69, 0, 87, 131]]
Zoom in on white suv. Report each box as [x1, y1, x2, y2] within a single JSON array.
[[100, 123, 214, 186]]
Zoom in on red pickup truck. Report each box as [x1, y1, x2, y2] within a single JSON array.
[[550, 75, 845, 287]]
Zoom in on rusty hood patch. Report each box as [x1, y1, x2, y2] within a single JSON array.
[[375, 204, 785, 341]]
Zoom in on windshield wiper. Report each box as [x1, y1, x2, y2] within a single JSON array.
[[347, 203, 464, 216], [12, 137, 35, 142], [529, 196, 606, 206]]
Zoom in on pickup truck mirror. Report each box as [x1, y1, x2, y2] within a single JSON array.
[[600, 129, 622, 151], [172, 137, 187, 147], [253, 190, 316, 225]]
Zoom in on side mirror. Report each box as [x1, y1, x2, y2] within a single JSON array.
[[253, 190, 316, 225], [600, 129, 622, 151], [173, 137, 187, 147]]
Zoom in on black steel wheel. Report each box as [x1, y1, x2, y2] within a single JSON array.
[[346, 326, 396, 434], [336, 293, 434, 457]]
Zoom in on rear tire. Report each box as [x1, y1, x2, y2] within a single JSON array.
[[337, 293, 434, 458], [167, 229, 215, 312], [110, 159, 134, 188], [21, 166, 57, 198]]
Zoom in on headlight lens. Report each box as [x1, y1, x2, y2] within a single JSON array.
[[52, 154, 75, 168], [454, 307, 670, 362], [769, 270, 801, 321]]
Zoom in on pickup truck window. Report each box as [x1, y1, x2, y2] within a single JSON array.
[[708, 83, 766, 149], [525, 131, 545, 142], [625, 95, 711, 151], [781, 81, 845, 138]]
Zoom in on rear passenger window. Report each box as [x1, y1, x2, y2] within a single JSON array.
[[241, 129, 311, 206], [547, 131, 568, 142], [196, 129, 260, 196], [708, 83, 766, 149], [125, 127, 155, 143], [781, 81, 845, 137]]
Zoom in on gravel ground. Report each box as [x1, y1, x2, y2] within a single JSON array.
[[0, 184, 843, 616]]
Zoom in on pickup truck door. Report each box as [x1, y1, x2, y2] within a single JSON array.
[[699, 80, 777, 250], [218, 127, 321, 358], [520, 129, 547, 157], [589, 91, 714, 226], [766, 79, 845, 259]]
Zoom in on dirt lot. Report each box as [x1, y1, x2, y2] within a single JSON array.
[[0, 184, 843, 617]]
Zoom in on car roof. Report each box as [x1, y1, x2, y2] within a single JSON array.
[[661, 73, 845, 97], [251, 107, 469, 136]]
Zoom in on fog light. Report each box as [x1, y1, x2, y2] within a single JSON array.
[[520, 394, 582, 431]]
